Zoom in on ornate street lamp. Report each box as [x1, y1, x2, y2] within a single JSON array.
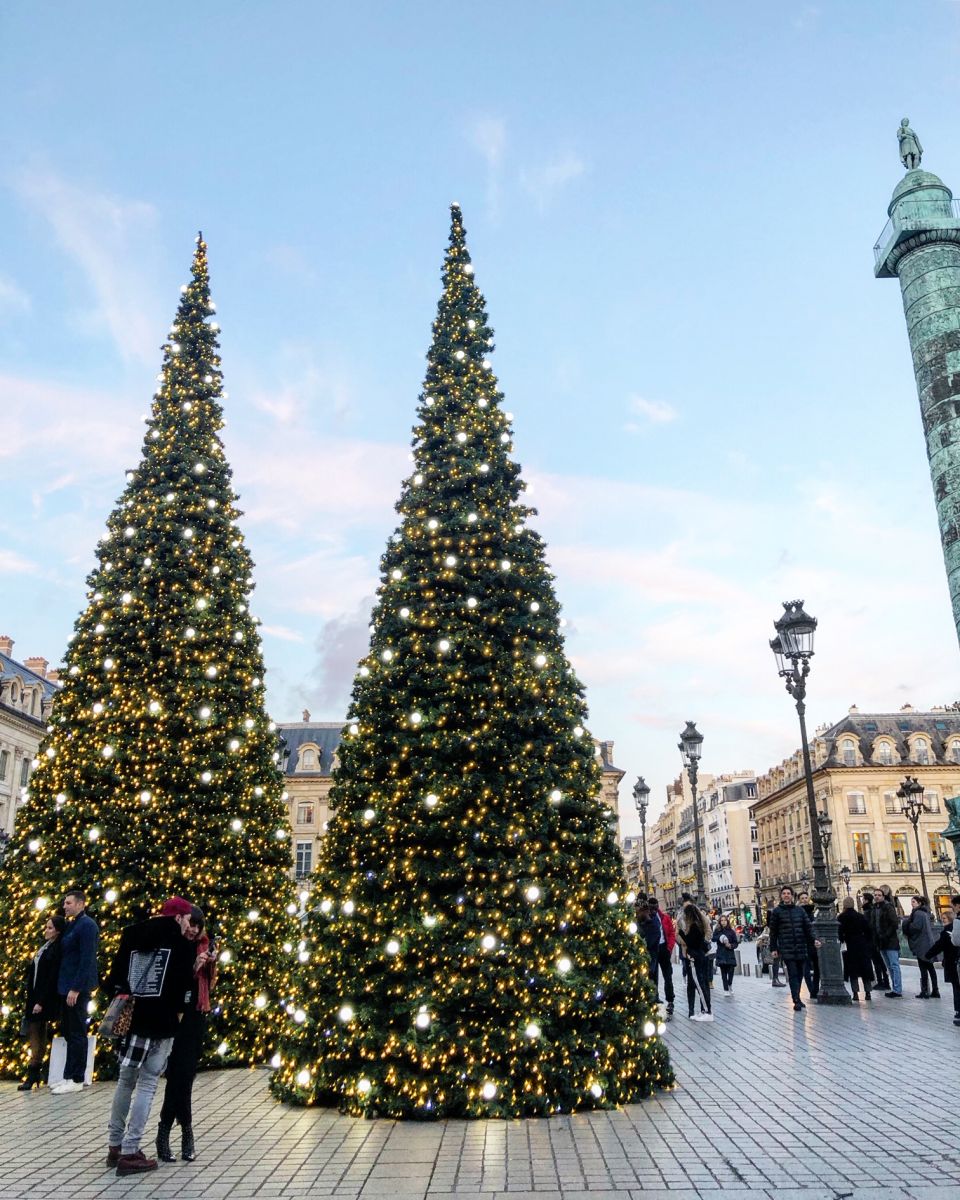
[[839, 865, 852, 897], [734, 885, 741, 922], [897, 775, 931, 903], [632, 776, 651, 896], [769, 600, 850, 1004], [935, 850, 958, 892], [754, 882, 764, 929], [678, 721, 707, 906]]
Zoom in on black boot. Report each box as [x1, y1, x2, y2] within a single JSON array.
[[17, 1064, 41, 1091], [181, 1126, 196, 1162], [156, 1121, 175, 1163]]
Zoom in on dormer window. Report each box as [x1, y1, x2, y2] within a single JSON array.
[[952, 740, 960, 764], [296, 744, 321, 772], [915, 738, 929, 765], [841, 738, 856, 767], [876, 741, 894, 766]]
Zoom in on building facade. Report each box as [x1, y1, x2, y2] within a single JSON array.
[[277, 716, 627, 880], [0, 637, 60, 838], [700, 772, 761, 920], [753, 706, 960, 919]]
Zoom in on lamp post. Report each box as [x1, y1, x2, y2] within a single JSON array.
[[754, 882, 764, 929], [633, 776, 651, 896], [897, 775, 931, 902], [678, 721, 707, 907], [839, 865, 852, 897], [734, 885, 741, 922], [769, 600, 850, 1004], [936, 850, 958, 892]]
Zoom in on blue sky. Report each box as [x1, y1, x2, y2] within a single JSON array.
[[2, 1, 960, 829]]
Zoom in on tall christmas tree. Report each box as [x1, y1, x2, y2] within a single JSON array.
[[0, 235, 299, 1076], [271, 207, 671, 1118]]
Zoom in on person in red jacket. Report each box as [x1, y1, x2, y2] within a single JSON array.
[[647, 898, 675, 1016]]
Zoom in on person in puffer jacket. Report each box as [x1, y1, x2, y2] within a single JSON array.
[[768, 886, 820, 1012]]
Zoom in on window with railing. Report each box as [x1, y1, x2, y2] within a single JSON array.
[[884, 792, 899, 815], [852, 832, 872, 871], [928, 832, 947, 861], [923, 791, 940, 813], [295, 840, 313, 877], [890, 832, 909, 869], [847, 792, 866, 815]]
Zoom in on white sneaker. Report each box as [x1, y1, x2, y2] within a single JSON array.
[[690, 1013, 707, 1021], [699, 1013, 715, 1022], [50, 1081, 83, 1094]]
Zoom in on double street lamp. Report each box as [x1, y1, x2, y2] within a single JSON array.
[[897, 775, 930, 902], [678, 721, 707, 907], [632, 776, 651, 896], [839, 864, 852, 897], [770, 600, 851, 1005]]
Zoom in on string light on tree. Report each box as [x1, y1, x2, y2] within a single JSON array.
[[0, 234, 299, 1081], [269, 205, 669, 1119]]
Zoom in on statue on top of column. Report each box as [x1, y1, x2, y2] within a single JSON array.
[[898, 118, 923, 171]]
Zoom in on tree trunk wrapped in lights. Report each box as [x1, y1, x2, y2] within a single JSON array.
[[270, 207, 671, 1118], [0, 236, 299, 1077]]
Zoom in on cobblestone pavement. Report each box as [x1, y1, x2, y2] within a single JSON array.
[[2, 964, 958, 1200]]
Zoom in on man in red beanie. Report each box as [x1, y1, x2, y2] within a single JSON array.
[[104, 899, 196, 1176]]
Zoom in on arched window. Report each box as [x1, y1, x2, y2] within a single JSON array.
[[951, 740, 960, 764], [841, 738, 856, 767], [876, 741, 893, 766], [915, 738, 929, 765]]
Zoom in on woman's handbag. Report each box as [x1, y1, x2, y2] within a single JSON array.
[[100, 993, 134, 1041]]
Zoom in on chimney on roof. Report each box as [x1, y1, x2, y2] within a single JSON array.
[[23, 657, 49, 678], [900, 703, 914, 712], [46, 669, 61, 683], [0, 636, 12, 657], [848, 704, 859, 713], [302, 709, 311, 722]]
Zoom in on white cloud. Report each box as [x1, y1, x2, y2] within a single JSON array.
[[0, 548, 40, 575], [0, 274, 30, 313], [625, 394, 678, 428], [469, 116, 507, 221], [14, 166, 162, 363], [520, 151, 586, 209], [260, 624, 307, 643]]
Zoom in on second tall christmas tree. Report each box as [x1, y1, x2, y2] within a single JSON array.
[[271, 207, 671, 1118]]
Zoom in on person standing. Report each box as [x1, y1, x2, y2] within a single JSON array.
[[797, 892, 821, 1000], [861, 893, 890, 990], [768, 886, 820, 1012], [676, 902, 713, 1022], [836, 896, 874, 1001], [869, 887, 903, 998], [18, 915, 66, 1089], [712, 914, 739, 996], [647, 898, 675, 1016], [52, 888, 99, 1094], [105, 898, 196, 1177], [902, 895, 940, 999], [927, 895, 960, 1025], [157, 906, 217, 1164]]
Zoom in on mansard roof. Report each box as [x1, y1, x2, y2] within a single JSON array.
[[276, 721, 347, 777], [818, 709, 960, 766]]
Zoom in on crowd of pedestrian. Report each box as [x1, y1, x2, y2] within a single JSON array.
[[648, 885, 960, 1026], [16, 887, 217, 1177]]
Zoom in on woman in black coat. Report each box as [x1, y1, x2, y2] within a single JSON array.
[[18, 914, 66, 1089], [836, 896, 874, 1001], [711, 914, 739, 995]]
